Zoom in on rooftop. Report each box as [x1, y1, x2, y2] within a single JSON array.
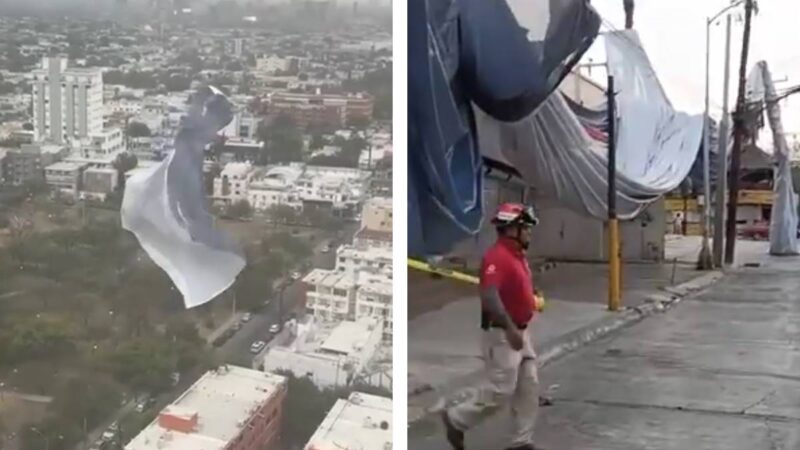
[[45, 161, 86, 172], [304, 392, 392, 450], [125, 366, 286, 450], [357, 272, 393, 297], [303, 269, 356, 290], [319, 318, 382, 356]]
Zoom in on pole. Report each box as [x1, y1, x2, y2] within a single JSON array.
[[725, 0, 755, 264], [607, 75, 621, 311], [697, 18, 713, 270], [713, 14, 733, 267]]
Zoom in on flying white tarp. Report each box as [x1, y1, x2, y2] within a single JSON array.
[[476, 30, 704, 220], [122, 87, 246, 308], [747, 61, 799, 255]]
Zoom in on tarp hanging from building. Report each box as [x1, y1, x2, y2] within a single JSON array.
[[747, 61, 799, 255], [121, 86, 246, 308], [408, 0, 601, 256], [477, 30, 704, 220]]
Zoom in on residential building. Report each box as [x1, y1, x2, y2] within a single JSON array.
[[125, 366, 287, 450], [335, 245, 392, 279], [353, 227, 392, 249], [303, 269, 357, 321], [261, 317, 384, 389], [2, 143, 68, 186], [75, 128, 125, 158], [44, 161, 87, 197], [361, 196, 392, 232], [265, 92, 373, 129], [304, 392, 392, 450], [32, 57, 103, 144], [82, 167, 119, 200], [256, 56, 291, 74], [213, 162, 255, 205], [248, 165, 303, 211], [356, 272, 393, 342]]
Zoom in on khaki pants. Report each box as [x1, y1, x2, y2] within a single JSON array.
[[447, 325, 540, 448]]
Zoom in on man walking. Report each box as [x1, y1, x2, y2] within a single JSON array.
[[442, 203, 543, 450]]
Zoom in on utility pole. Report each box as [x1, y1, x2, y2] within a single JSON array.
[[713, 14, 733, 267], [607, 75, 621, 312], [623, 0, 634, 29], [724, 0, 755, 264]]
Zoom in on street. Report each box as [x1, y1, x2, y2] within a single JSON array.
[[216, 226, 340, 365], [409, 258, 800, 450]]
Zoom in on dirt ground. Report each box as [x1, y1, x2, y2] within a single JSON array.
[[0, 396, 50, 450]]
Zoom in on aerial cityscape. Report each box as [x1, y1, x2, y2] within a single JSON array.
[[0, 1, 392, 449]]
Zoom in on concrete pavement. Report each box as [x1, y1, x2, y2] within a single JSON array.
[[409, 255, 800, 450]]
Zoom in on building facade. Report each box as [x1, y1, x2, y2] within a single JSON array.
[[265, 92, 373, 129], [360, 196, 392, 232], [32, 57, 103, 144], [125, 366, 287, 450]]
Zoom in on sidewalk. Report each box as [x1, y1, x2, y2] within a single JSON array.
[[407, 260, 722, 423], [409, 252, 800, 449]]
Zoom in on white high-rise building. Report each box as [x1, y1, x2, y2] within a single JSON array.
[[32, 57, 103, 144]]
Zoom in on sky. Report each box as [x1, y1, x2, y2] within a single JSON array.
[[589, 0, 800, 137]]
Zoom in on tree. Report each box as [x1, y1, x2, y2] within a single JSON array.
[[265, 204, 299, 225], [103, 337, 173, 394], [227, 199, 253, 220], [113, 152, 138, 192], [6, 317, 76, 363], [126, 121, 151, 138], [280, 374, 392, 450], [256, 115, 304, 164], [309, 133, 326, 151]]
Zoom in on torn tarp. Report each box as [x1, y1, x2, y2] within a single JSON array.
[[477, 30, 703, 220], [408, 0, 600, 256], [121, 87, 246, 308]]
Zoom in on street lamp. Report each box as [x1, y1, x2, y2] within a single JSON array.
[[701, 0, 745, 268]]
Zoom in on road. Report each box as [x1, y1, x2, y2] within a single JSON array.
[[410, 258, 800, 449], [216, 228, 339, 366]]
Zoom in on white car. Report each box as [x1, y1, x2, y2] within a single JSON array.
[[242, 313, 252, 322], [321, 245, 330, 253], [135, 402, 146, 413], [249, 340, 266, 354], [269, 324, 280, 334], [291, 272, 301, 280]]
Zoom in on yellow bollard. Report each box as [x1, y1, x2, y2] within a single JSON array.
[[608, 218, 621, 311]]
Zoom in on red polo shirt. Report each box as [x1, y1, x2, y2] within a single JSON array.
[[480, 237, 536, 326]]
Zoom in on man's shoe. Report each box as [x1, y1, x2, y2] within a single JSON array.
[[441, 411, 465, 450]]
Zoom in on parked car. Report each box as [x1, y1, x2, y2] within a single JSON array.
[[232, 321, 243, 331], [135, 401, 146, 413], [321, 245, 330, 253], [250, 340, 266, 354], [291, 271, 301, 280], [269, 324, 280, 334], [242, 313, 252, 322], [170, 372, 180, 386]]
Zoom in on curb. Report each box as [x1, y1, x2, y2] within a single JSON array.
[[407, 269, 724, 424]]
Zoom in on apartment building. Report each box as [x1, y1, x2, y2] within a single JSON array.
[[356, 272, 393, 342], [32, 57, 103, 144], [361, 196, 392, 232], [125, 366, 287, 450], [304, 392, 392, 450], [44, 161, 87, 197], [303, 269, 358, 322], [213, 162, 256, 205], [265, 92, 373, 129]]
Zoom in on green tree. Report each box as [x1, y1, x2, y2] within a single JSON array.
[[309, 133, 326, 151], [265, 204, 300, 225], [103, 338, 173, 394], [226, 199, 253, 220], [126, 121, 151, 138], [6, 317, 76, 363], [256, 115, 304, 164]]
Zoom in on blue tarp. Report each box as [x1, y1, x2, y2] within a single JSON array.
[[408, 0, 600, 256]]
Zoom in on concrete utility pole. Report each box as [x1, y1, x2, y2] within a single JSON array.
[[713, 14, 733, 267], [724, 0, 755, 264]]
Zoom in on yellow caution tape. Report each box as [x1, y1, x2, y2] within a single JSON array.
[[408, 258, 546, 312]]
